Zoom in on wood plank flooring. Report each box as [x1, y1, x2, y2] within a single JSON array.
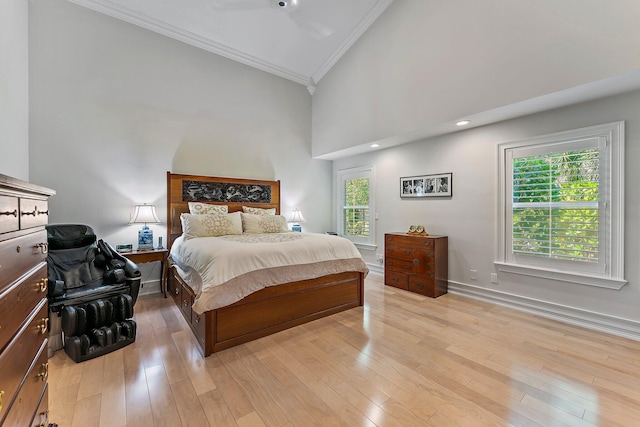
[[48, 274, 640, 426]]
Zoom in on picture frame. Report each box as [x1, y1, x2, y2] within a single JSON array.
[[400, 173, 452, 198]]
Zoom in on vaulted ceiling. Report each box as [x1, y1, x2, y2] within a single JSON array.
[[66, 0, 394, 93]]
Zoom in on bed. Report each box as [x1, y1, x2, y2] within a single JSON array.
[[166, 172, 368, 356]]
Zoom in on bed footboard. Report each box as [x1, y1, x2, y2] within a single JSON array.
[[168, 266, 364, 356]]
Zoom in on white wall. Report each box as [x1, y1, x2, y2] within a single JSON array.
[[29, 0, 331, 291], [0, 0, 30, 180], [334, 89, 640, 336], [313, 0, 640, 158]]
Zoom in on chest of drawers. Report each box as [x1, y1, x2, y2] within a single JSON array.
[[0, 174, 55, 426], [384, 232, 448, 297]]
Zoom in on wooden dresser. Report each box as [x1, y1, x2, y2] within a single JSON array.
[[0, 174, 55, 427], [384, 232, 448, 297]]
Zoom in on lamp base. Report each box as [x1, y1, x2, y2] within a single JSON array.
[[292, 224, 302, 232], [138, 225, 154, 250]]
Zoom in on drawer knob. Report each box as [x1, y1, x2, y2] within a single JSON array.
[[35, 409, 49, 427], [0, 390, 4, 411], [0, 209, 17, 217], [183, 300, 189, 307], [35, 242, 49, 254], [194, 315, 200, 323], [416, 284, 424, 289], [21, 207, 37, 216], [37, 210, 49, 216], [37, 362, 49, 381], [413, 258, 420, 265], [36, 278, 48, 293], [37, 318, 49, 334], [174, 288, 180, 295]]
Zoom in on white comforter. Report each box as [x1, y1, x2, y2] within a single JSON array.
[[170, 232, 369, 313]]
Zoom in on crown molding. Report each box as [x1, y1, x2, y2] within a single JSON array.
[[66, 0, 311, 86], [311, 0, 394, 83]]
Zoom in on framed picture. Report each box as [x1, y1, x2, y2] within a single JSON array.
[[400, 173, 452, 198]]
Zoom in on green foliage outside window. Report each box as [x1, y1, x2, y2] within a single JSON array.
[[343, 177, 370, 237], [512, 148, 599, 263]]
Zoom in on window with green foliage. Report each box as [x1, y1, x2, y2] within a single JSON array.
[[338, 166, 375, 246], [343, 177, 370, 237], [498, 122, 625, 289], [512, 148, 599, 263]]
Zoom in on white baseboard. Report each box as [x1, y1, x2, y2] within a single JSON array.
[[366, 262, 384, 276], [448, 281, 640, 342]]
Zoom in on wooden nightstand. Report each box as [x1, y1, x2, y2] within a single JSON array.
[[121, 248, 169, 297]]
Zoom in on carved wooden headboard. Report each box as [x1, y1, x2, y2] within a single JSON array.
[[166, 172, 281, 250]]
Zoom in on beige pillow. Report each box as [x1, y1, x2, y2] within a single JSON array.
[[188, 202, 228, 215], [241, 213, 289, 234], [181, 212, 242, 240], [242, 206, 276, 215]]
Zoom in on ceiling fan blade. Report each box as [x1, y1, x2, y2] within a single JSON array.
[[289, 14, 334, 39], [288, 5, 335, 39], [209, 0, 268, 11]]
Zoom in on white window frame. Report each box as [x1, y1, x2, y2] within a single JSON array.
[[496, 122, 626, 290], [337, 165, 376, 250]]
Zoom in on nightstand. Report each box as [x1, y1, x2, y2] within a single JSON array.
[[121, 248, 169, 297]]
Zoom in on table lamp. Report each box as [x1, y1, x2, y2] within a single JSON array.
[[287, 208, 306, 232], [129, 203, 160, 250]]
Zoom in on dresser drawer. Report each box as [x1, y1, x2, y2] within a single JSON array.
[[0, 300, 48, 421], [385, 269, 408, 290], [385, 244, 420, 261], [0, 195, 19, 234], [385, 257, 419, 273], [30, 383, 48, 427], [180, 284, 194, 323], [1, 340, 48, 427], [19, 198, 49, 230], [0, 263, 48, 352], [191, 307, 206, 347], [386, 234, 434, 250], [168, 272, 182, 306], [409, 275, 436, 296], [0, 230, 48, 290]]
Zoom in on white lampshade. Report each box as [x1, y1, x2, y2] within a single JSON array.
[[129, 204, 160, 225], [287, 209, 305, 232], [287, 209, 306, 224], [129, 204, 160, 250]]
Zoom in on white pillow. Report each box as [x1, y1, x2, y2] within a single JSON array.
[[188, 202, 228, 215], [241, 213, 289, 234], [181, 212, 242, 240], [242, 206, 276, 215]]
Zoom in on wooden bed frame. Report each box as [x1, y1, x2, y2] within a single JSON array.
[[166, 172, 365, 356]]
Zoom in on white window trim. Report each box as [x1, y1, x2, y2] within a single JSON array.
[[337, 165, 376, 248], [496, 121, 626, 290]]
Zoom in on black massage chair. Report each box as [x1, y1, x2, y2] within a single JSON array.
[[46, 224, 142, 362]]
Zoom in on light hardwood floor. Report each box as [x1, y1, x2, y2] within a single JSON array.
[[48, 274, 640, 426]]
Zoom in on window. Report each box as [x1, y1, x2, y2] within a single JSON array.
[[337, 166, 375, 248], [497, 122, 625, 289]]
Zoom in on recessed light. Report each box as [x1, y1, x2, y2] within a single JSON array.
[[370, 144, 380, 148], [456, 120, 471, 126]]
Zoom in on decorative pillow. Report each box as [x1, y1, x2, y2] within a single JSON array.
[[181, 212, 242, 240], [242, 206, 276, 215], [241, 213, 289, 234], [188, 202, 228, 215]]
